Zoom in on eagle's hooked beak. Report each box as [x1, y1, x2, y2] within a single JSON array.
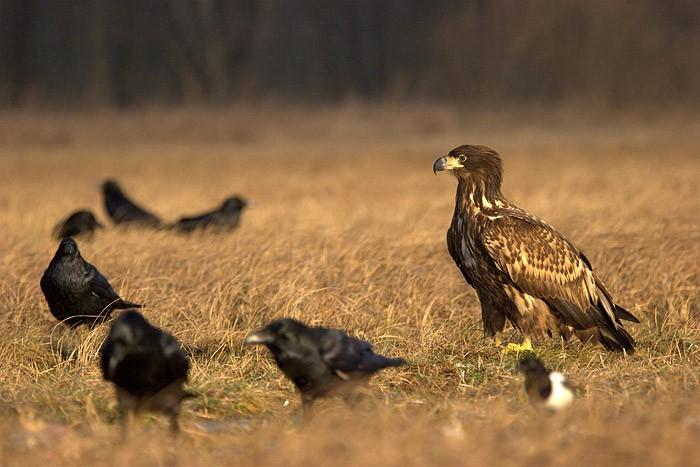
[[433, 155, 463, 174], [433, 157, 445, 175], [244, 327, 274, 345]]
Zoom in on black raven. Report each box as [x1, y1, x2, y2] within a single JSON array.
[[518, 356, 574, 412], [171, 196, 249, 233], [244, 318, 405, 410], [40, 237, 142, 327], [100, 310, 192, 433], [101, 179, 161, 227], [53, 210, 104, 240]]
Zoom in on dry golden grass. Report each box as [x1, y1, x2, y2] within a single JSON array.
[[0, 107, 699, 466]]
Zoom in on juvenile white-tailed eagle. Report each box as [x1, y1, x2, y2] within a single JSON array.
[[433, 145, 639, 353]]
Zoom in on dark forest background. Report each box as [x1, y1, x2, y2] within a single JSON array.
[[1, 0, 699, 108]]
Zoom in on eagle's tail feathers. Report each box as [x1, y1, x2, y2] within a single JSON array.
[[598, 326, 635, 354], [594, 278, 639, 323], [614, 304, 640, 323]]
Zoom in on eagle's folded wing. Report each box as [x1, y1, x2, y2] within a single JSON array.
[[480, 215, 616, 329]]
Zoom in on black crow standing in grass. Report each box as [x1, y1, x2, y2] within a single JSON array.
[[40, 238, 142, 327], [244, 318, 406, 412], [101, 310, 192, 433], [171, 196, 249, 233], [101, 179, 161, 227], [52, 210, 104, 240], [518, 355, 574, 412]]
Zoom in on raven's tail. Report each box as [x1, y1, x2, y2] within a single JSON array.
[[115, 299, 143, 309], [361, 354, 407, 372], [378, 356, 407, 368]]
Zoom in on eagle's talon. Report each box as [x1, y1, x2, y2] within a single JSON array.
[[500, 338, 533, 355]]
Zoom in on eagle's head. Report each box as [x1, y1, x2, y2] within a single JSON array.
[[433, 145, 503, 187]]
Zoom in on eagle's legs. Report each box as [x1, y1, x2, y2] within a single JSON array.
[[491, 332, 533, 354], [501, 336, 533, 354]]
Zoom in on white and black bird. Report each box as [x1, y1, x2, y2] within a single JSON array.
[[518, 356, 574, 412], [244, 318, 406, 411], [100, 310, 193, 433], [40, 237, 142, 327]]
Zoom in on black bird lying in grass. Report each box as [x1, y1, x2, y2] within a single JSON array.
[[518, 355, 574, 412], [171, 196, 249, 233], [40, 238, 142, 327], [245, 318, 406, 412], [53, 210, 104, 240], [101, 310, 193, 433], [101, 179, 162, 227]]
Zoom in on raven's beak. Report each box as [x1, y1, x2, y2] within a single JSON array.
[[244, 327, 274, 345]]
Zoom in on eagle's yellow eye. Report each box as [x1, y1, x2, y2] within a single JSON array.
[[458, 155, 467, 162]]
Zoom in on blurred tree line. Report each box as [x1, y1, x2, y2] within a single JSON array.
[[0, 0, 698, 108]]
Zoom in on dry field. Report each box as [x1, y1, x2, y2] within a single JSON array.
[[0, 107, 699, 466]]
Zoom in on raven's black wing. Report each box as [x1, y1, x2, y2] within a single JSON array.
[[84, 263, 121, 302], [317, 328, 404, 373], [159, 332, 189, 381]]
